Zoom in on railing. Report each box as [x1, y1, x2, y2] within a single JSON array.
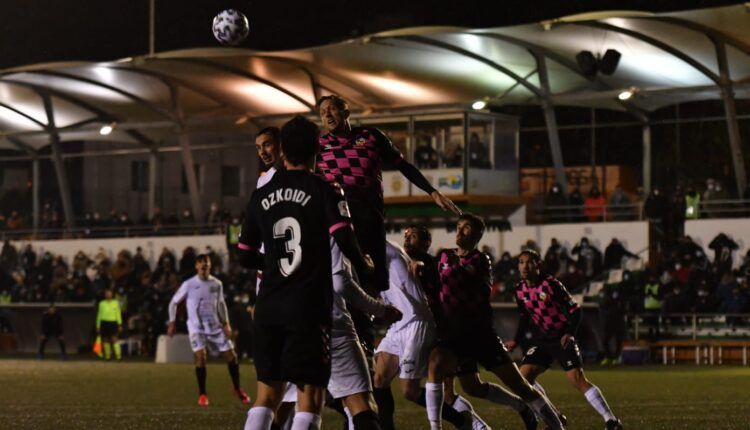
[[0, 223, 227, 241], [534, 198, 750, 224], [629, 312, 750, 341]]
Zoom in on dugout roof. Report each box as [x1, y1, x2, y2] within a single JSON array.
[[2, 3, 750, 153]]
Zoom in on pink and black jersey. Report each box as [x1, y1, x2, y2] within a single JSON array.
[[514, 275, 582, 342], [317, 127, 403, 215], [436, 248, 494, 332]]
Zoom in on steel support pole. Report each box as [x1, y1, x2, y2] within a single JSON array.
[[642, 124, 652, 193], [32, 156, 40, 233], [716, 42, 747, 194], [179, 131, 202, 219], [148, 150, 158, 219], [535, 55, 567, 189], [42, 96, 75, 229]]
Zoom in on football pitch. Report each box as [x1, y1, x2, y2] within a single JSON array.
[[1, 359, 749, 429]]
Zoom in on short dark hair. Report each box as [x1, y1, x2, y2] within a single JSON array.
[[458, 213, 485, 238], [280, 116, 320, 165], [316, 94, 348, 111], [195, 254, 210, 264], [406, 225, 432, 244], [519, 249, 541, 264], [256, 126, 280, 142]]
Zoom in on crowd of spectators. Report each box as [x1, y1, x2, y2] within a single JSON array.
[[541, 177, 750, 223], [0, 240, 256, 357]]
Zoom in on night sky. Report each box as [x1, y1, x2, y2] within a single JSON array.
[[0, 0, 739, 70]]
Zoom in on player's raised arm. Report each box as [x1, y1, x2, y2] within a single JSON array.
[[373, 127, 462, 215]]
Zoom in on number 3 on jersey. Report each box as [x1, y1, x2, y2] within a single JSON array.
[[273, 217, 302, 277]]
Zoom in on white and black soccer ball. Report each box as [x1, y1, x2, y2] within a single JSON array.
[[212, 9, 249, 46]]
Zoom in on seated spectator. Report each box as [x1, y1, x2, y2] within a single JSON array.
[[543, 238, 566, 276], [1, 240, 19, 272], [572, 237, 602, 279], [608, 184, 632, 220], [709, 233, 738, 276], [568, 187, 584, 221], [583, 186, 606, 221], [684, 185, 701, 219], [467, 133, 491, 168], [444, 144, 463, 167], [604, 238, 638, 270], [414, 139, 439, 169]]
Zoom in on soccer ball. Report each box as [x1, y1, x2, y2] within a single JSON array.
[[212, 9, 249, 46]]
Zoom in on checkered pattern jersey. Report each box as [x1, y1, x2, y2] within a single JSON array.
[[436, 249, 494, 329], [317, 127, 403, 209], [515, 275, 580, 340]]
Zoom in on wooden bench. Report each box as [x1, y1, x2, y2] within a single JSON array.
[[648, 340, 750, 365]]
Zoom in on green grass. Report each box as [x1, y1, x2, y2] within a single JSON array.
[[1, 358, 749, 429]]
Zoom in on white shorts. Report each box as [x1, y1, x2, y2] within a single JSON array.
[[328, 336, 372, 400], [375, 320, 435, 379], [282, 382, 298, 403], [188, 330, 233, 353]]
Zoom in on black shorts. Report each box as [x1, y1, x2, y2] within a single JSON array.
[[348, 200, 388, 292], [521, 338, 583, 371], [99, 321, 119, 338], [253, 323, 331, 387], [437, 328, 512, 373]]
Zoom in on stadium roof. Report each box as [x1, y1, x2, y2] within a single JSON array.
[[1, 3, 750, 152]]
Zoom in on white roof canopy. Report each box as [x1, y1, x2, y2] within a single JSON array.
[[2, 4, 750, 152]]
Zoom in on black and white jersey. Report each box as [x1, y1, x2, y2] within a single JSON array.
[[238, 169, 353, 327]]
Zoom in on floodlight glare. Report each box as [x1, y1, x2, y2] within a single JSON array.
[[618, 90, 634, 101], [472, 100, 487, 110], [99, 123, 115, 135]]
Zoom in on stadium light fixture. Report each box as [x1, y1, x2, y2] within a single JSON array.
[[472, 100, 487, 110], [618, 88, 637, 101], [99, 122, 116, 135]]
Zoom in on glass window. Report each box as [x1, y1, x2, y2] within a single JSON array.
[[413, 115, 464, 169], [131, 161, 148, 192]]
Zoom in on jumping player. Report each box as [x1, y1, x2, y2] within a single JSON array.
[[506, 250, 623, 430], [425, 214, 564, 430], [240, 116, 375, 430], [167, 254, 251, 406], [374, 240, 489, 430]]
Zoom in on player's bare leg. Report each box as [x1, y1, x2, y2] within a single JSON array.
[[293, 384, 326, 430], [488, 362, 563, 429], [373, 352, 401, 429], [519, 364, 566, 425], [246, 381, 285, 430]]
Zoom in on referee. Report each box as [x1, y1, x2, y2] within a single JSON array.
[[96, 289, 122, 361]]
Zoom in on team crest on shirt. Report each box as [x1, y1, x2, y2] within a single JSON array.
[[539, 292, 547, 301], [355, 137, 367, 146]]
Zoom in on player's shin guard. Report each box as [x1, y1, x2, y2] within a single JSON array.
[[195, 366, 207, 395], [584, 385, 616, 422], [425, 382, 444, 430], [529, 396, 564, 430], [228, 362, 240, 390], [418, 388, 467, 428], [372, 387, 395, 430], [291, 412, 321, 430], [352, 410, 382, 430], [245, 406, 274, 430], [484, 382, 525, 411]]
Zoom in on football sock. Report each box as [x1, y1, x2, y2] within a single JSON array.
[[484, 382, 525, 411], [344, 407, 355, 430], [352, 410, 382, 430], [372, 387, 395, 430], [195, 366, 207, 395], [451, 395, 473, 413], [103, 342, 112, 360], [245, 406, 274, 430], [417, 388, 466, 427], [584, 385, 616, 422], [425, 382, 444, 430], [291, 412, 321, 430], [228, 362, 240, 390], [530, 397, 564, 430], [113, 342, 122, 360]]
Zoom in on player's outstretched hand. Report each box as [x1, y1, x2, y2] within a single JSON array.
[[223, 323, 232, 338], [362, 254, 375, 275], [408, 260, 424, 278], [381, 305, 403, 325], [431, 190, 462, 215], [504, 340, 517, 351], [166, 322, 176, 337]]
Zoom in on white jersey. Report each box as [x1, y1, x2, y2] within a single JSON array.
[[381, 241, 434, 333], [255, 167, 277, 293], [168, 275, 228, 334]]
